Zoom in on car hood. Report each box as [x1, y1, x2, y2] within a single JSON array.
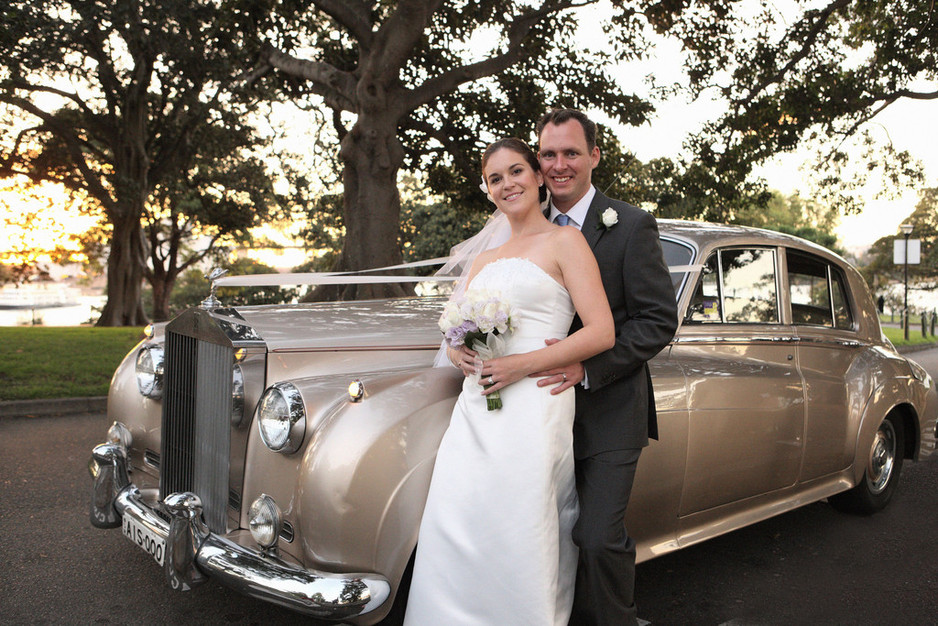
[[220, 297, 446, 352]]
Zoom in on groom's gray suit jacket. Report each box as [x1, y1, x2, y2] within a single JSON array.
[[569, 190, 678, 458]]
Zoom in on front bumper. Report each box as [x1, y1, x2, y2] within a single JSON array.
[[89, 442, 390, 620]]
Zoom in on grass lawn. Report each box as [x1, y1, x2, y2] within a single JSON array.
[[0, 323, 932, 403], [882, 325, 937, 347], [0, 326, 145, 401]]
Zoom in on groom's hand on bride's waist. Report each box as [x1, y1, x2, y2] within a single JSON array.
[[531, 338, 584, 394]]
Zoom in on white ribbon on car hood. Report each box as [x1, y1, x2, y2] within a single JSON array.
[[213, 259, 704, 288]]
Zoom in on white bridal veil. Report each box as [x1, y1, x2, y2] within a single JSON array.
[[431, 208, 513, 367]]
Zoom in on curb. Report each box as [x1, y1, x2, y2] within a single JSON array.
[[896, 343, 938, 354], [0, 396, 107, 419]]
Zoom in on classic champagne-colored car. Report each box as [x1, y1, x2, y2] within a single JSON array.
[[90, 221, 937, 624]]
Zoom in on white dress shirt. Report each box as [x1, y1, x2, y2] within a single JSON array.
[[547, 185, 598, 388], [547, 185, 596, 230]]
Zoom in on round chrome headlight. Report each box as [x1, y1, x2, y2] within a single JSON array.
[[257, 382, 305, 453], [135, 345, 164, 399], [248, 494, 283, 549]]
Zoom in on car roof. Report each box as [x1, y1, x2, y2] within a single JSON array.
[[657, 219, 845, 263]]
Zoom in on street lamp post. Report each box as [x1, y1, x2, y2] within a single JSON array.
[[900, 223, 913, 341]]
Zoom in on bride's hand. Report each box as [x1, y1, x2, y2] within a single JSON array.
[[450, 345, 480, 377], [478, 355, 528, 395]]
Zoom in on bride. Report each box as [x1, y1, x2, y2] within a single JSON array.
[[404, 137, 614, 624]]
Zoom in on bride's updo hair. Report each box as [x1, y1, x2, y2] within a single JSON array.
[[481, 138, 548, 202]]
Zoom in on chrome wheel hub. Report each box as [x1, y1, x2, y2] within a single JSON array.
[[867, 421, 896, 495]]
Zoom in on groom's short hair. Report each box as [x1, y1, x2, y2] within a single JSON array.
[[536, 109, 598, 152]]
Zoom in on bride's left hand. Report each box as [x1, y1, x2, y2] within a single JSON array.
[[478, 355, 528, 395]]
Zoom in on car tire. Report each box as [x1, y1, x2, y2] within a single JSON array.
[[830, 412, 904, 515]]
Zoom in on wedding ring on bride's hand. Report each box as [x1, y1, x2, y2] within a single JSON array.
[[487, 377, 494, 385], [562, 373, 567, 382]]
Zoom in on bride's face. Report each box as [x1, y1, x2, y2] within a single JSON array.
[[482, 149, 544, 215]]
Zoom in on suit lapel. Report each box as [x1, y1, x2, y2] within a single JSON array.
[[580, 191, 606, 250]]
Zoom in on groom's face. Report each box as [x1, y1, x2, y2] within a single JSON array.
[[537, 120, 600, 212]]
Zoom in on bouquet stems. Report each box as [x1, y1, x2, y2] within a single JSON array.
[[483, 383, 502, 411]]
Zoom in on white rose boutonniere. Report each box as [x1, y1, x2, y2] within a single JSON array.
[[597, 207, 619, 231]]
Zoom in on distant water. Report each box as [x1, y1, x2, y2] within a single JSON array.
[[0, 294, 106, 327]]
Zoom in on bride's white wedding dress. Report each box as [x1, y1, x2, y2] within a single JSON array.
[[405, 257, 579, 625]]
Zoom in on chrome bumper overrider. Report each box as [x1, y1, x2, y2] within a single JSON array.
[[89, 443, 390, 620]]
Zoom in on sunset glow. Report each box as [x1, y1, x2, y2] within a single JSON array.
[[0, 178, 102, 270]]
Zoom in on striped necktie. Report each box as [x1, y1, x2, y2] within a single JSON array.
[[555, 213, 570, 226]]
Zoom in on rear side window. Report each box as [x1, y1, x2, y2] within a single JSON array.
[[788, 252, 833, 326], [687, 248, 779, 324], [787, 250, 854, 329], [831, 267, 854, 329]]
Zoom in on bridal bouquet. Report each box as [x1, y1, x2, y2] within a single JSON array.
[[439, 289, 516, 410]]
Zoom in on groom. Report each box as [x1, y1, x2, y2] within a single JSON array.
[[534, 108, 677, 625]]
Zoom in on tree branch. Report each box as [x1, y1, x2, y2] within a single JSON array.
[[884, 88, 938, 101], [833, 86, 938, 146], [311, 0, 375, 48], [68, 0, 123, 125], [0, 94, 113, 207], [405, 2, 577, 112], [735, 0, 851, 112], [332, 109, 349, 142], [262, 46, 358, 111], [369, 0, 442, 77], [3, 82, 93, 118]]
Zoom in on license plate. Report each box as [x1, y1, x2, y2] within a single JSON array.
[[122, 515, 166, 567]]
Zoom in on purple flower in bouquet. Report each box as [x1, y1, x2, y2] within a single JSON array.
[[438, 289, 516, 410]]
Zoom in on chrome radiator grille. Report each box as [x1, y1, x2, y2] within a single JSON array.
[[160, 329, 233, 534]]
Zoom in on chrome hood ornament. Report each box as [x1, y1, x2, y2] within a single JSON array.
[[201, 268, 229, 309]]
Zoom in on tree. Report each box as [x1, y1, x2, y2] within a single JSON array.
[[681, 0, 936, 217], [0, 0, 270, 325], [142, 122, 286, 321], [252, 0, 729, 299], [253, 0, 936, 298]]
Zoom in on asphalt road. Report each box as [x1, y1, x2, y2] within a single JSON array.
[[2, 349, 938, 625]]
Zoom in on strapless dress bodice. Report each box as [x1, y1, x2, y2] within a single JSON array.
[[469, 257, 574, 353]]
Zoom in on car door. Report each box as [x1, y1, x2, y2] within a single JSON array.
[[675, 246, 805, 516], [787, 249, 860, 480]]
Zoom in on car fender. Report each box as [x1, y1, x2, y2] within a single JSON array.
[[241, 366, 461, 576], [850, 374, 919, 486], [107, 338, 164, 480], [297, 366, 460, 569]]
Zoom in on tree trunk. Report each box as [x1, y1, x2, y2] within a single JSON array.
[[310, 116, 414, 301], [150, 274, 174, 322], [96, 213, 149, 326]]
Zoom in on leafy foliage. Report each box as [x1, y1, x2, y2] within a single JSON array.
[[681, 0, 936, 216], [0, 0, 280, 324]]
